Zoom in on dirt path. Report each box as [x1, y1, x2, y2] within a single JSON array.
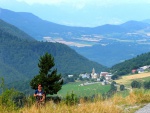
[[135, 103, 150, 113]]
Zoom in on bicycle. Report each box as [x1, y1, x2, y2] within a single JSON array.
[[35, 95, 45, 108]]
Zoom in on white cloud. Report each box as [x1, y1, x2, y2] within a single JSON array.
[[16, 0, 64, 5], [16, 0, 87, 10], [16, 0, 150, 5], [15, 0, 150, 11]]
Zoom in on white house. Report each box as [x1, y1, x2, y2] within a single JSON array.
[[68, 75, 74, 78], [105, 73, 113, 81], [140, 65, 150, 70], [79, 73, 90, 79], [100, 72, 112, 81]]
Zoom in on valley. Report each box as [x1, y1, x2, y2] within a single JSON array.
[[1, 2, 150, 113], [1, 8, 150, 67]]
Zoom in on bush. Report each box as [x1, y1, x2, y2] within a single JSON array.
[[46, 96, 61, 104], [111, 75, 119, 80], [65, 91, 78, 106], [0, 88, 26, 111], [131, 80, 141, 88], [143, 81, 150, 89], [120, 85, 125, 91], [106, 81, 117, 98]]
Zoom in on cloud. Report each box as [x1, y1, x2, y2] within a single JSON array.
[[15, 0, 150, 11], [16, 0, 64, 5], [16, 0, 150, 5], [16, 0, 87, 10]]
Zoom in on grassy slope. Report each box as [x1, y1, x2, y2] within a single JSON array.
[[4, 89, 150, 113], [57, 82, 110, 97], [115, 72, 150, 87]]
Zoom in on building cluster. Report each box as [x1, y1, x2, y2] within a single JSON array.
[[132, 65, 150, 74], [78, 68, 113, 82]]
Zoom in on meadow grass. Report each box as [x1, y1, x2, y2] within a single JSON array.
[[57, 82, 110, 97], [1, 89, 150, 113], [17, 89, 150, 113], [2, 74, 150, 113]]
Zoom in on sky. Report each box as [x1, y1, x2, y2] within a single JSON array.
[[0, 0, 150, 27]]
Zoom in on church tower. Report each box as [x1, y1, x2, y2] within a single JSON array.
[[91, 68, 97, 79], [92, 68, 95, 74]]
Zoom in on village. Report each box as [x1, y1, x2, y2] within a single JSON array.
[[67, 65, 150, 86], [68, 68, 113, 86]]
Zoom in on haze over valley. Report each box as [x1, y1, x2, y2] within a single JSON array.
[[1, 8, 150, 67]]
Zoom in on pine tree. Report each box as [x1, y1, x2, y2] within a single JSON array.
[[30, 52, 63, 95]]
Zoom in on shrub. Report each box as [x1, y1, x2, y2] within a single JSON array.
[[65, 91, 78, 106], [0, 88, 26, 112], [111, 75, 119, 80], [143, 81, 150, 89], [131, 80, 141, 88], [120, 85, 125, 91]]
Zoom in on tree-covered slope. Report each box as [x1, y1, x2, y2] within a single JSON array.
[[0, 19, 107, 85], [110, 52, 150, 76], [0, 19, 35, 41]]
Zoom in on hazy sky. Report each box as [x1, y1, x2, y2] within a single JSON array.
[[0, 0, 150, 27]]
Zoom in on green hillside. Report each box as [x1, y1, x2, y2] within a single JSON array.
[[0, 19, 107, 91], [110, 52, 150, 76]]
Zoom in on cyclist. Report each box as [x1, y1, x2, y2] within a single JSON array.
[[34, 84, 45, 107]]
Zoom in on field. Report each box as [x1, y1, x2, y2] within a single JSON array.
[[57, 82, 110, 97], [115, 72, 150, 87]]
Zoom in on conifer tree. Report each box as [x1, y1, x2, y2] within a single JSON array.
[[30, 52, 63, 95]]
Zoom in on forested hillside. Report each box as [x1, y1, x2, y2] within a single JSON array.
[[1, 8, 150, 68], [110, 52, 150, 76], [0, 19, 107, 86]]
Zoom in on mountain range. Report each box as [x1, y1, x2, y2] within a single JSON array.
[[1, 8, 150, 67]]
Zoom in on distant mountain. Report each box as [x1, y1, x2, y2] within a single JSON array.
[[1, 8, 148, 40], [0, 8, 91, 40], [1, 8, 150, 67], [142, 19, 150, 24], [0, 19, 107, 85], [120, 20, 150, 31]]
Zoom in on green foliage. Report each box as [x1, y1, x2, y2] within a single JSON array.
[[111, 81, 116, 85], [65, 91, 78, 106], [0, 88, 26, 110], [111, 52, 150, 76], [143, 81, 150, 89], [30, 53, 63, 95], [131, 80, 141, 88], [111, 74, 119, 80], [38, 53, 54, 75], [120, 84, 125, 91], [0, 77, 6, 93], [107, 81, 117, 97], [0, 19, 107, 92], [100, 76, 106, 81]]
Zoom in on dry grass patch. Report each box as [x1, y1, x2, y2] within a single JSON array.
[[115, 72, 150, 85], [19, 89, 150, 113], [20, 100, 123, 113], [1, 89, 150, 113]]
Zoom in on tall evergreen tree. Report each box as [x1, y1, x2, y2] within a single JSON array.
[[30, 52, 63, 95]]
